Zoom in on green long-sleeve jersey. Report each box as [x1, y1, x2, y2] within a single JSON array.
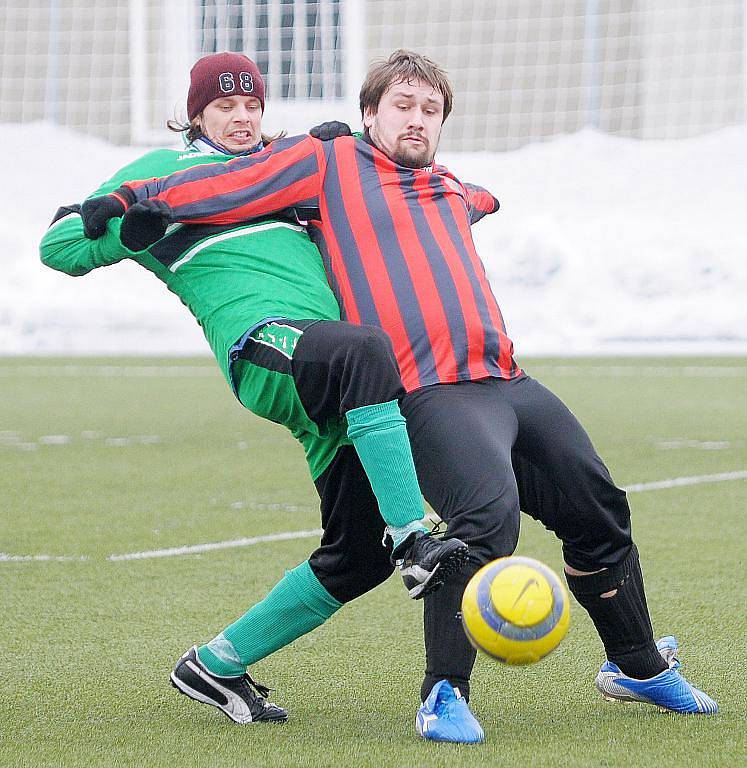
[[40, 145, 341, 386]]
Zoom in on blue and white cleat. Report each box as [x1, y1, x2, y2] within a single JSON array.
[[595, 636, 718, 714], [416, 680, 485, 743]]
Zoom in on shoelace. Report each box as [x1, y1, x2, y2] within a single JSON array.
[[658, 644, 681, 670], [382, 519, 447, 548], [242, 672, 272, 699], [234, 675, 284, 713], [434, 691, 458, 719], [429, 520, 446, 537]]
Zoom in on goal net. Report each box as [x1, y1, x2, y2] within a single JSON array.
[[0, 0, 744, 150], [367, 0, 747, 150]]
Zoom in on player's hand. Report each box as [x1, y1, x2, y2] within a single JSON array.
[[81, 195, 126, 239], [309, 121, 352, 141], [119, 200, 174, 251]]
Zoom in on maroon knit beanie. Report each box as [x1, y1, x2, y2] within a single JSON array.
[[187, 52, 265, 120]]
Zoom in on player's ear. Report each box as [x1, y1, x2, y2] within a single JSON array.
[[362, 107, 376, 130]]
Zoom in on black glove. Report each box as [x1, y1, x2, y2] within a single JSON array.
[[81, 195, 126, 239], [119, 199, 174, 251], [309, 120, 352, 141]]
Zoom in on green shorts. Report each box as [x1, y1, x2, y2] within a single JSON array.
[[231, 321, 350, 480]]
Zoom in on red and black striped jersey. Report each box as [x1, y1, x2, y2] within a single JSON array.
[[120, 134, 521, 392]]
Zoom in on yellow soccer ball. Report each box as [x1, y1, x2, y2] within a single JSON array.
[[461, 556, 570, 665]]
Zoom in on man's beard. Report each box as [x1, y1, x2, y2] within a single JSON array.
[[392, 137, 433, 169]]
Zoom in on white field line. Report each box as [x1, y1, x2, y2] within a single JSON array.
[[0, 365, 216, 378], [0, 553, 90, 562], [107, 529, 323, 561], [3, 470, 745, 564], [623, 469, 747, 493], [530, 365, 747, 378]]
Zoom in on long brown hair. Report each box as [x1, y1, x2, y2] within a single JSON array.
[[359, 49, 453, 122]]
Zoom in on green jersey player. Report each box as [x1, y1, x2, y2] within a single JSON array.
[[40, 52, 468, 724]]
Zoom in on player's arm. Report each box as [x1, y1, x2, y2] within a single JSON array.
[[40, 151, 176, 275], [82, 135, 325, 246], [463, 183, 500, 224], [39, 204, 134, 276]]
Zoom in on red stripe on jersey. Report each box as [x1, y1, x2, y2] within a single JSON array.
[[334, 142, 421, 389], [177, 178, 317, 225], [444, 191, 515, 377], [412, 173, 491, 381], [373, 154, 457, 385], [135, 138, 317, 211]]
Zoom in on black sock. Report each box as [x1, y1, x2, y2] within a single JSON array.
[[565, 544, 667, 680], [421, 561, 480, 702]]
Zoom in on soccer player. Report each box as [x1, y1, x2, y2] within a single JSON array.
[[40, 51, 469, 725], [80, 49, 718, 741]]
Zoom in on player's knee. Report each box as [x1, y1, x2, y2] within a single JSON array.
[[348, 325, 396, 367], [560, 492, 633, 571], [339, 325, 402, 401], [562, 527, 633, 573], [310, 548, 395, 604], [481, 515, 520, 564], [456, 511, 520, 567], [443, 486, 521, 566]]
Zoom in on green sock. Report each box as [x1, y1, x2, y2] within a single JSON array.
[[197, 560, 342, 676], [389, 519, 429, 552], [345, 400, 427, 544]]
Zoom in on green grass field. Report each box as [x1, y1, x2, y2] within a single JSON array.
[[2, 357, 745, 768]]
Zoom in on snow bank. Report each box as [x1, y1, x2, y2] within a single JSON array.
[[3, 122, 745, 356]]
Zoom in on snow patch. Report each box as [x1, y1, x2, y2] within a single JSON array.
[[5, 122, 746, 356]]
